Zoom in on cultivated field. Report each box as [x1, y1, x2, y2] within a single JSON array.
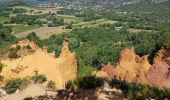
[[12, 6, 58, 15], [57, 14, 83, 24], [128, 28, 155, 33], [74, 19, 118, 28], [12, 25, 41, 34], [15, 26, 71, 39], [0, 16, 10, 23]]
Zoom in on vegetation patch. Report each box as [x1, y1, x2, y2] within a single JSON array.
[[12, 25, 41, 34], [4, 78, 29, 94], [109, 79, 170, 100], [0, 25, 18, 54], [47, 80, 56, 91], [31, 70, 47, 84]]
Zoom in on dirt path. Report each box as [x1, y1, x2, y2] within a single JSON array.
[[1, 84, 45, 100]]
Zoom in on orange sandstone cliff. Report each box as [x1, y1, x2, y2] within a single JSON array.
[[96, 48, 170, 89], [153, 48, 170, 63], [0, 39, 77, 88], [147, 48, 170, 88]]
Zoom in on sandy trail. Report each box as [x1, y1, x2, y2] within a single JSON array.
[[1, 84, 48, 100]]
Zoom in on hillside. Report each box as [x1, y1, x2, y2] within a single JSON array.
[[0, 39, 77, 88], [96, 48, 170, 89], [0, 0, 170, 99]]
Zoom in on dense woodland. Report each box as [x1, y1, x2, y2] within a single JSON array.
[[0, 24, 18, 54], [26, 26, 170, 68]]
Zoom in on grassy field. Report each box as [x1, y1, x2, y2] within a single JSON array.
[[12, 6, 58, 15], [14, 26, 71, 39], [57, 15, 83, 24], [0, 16, 10, 24], [12, 25, 41, 34], [128, 28, 155, 33], [74, 19, 118, 28]]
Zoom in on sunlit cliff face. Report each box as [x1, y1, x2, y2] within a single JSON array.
[[0, 39, 77, 88], [96, 48, 170, 89]]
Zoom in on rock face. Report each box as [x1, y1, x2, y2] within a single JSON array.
[[58, 40, 77, 87], [98, 48, 151, 83], [146, 48, 170, 88], [153, 49, 170, 63], [1, 39, 77, 88], [146, 62, 170, 88], [96, 48, 170, 89]]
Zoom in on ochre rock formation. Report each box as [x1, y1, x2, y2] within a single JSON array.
[[0, 39, 77, 88], [153, 49, 170, 63], [58, 40, 77, 87], [96, 48, 170, 89], [146, 48, 170, 88], [146, 62, 170, 88], [97, 48, 151, 84]]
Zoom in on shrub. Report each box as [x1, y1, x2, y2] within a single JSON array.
[[66, 75, 104, 90], [26, 32, 43, 48], [0, 62, 4, 73], [8, 47, 19, 58], [65, 24, 73, 29], [16, 45, 21, 50], [47, 47, 53, 53], [10, 47, 16, 51], [0, 62, 4, 81], [77, 66, 96, 78], [4, 78, 29, 94], [26, 44, 32, 49], [109, 79, 129, 92], [48, 23, 53, 27], [47, 80, 56, 90], [65, 66, 101, 90], [22, 46, 26, 49], [8, 49, 18, 58], [66, 80, 78, 91], [77, 76, 104, 89], [109, 79, 170, 99], [31, 70, 47, 84]]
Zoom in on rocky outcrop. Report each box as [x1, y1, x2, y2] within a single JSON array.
[[153, 49, 170, 63], [146, 62, 170, 88], [1, 39, 77, 88], [97, 48, 151, 84], [145, 48, 170, 88], [58, 40, 77, 87], [96, 48, 170, 89]]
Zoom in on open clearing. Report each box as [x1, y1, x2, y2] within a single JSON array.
[[12, 6, 58, 15], [0, 16, 10, 23], [57, 14, 83, 24], [15, 26, 71, 39], [74, 19, 118, 28], [128, 28, 155, 33], [12, 25, 41, 34], [13, 19, 117, 39]]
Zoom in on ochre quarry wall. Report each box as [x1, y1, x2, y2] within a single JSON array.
[[96, 48, 170, 89], [0, 39, 77, 88]]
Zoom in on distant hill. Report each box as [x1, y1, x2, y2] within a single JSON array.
[[0, 0, 169, 6], [0, 0, 57, 4], [0, 1, 34, 7]]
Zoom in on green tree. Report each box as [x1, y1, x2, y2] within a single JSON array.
[[31, 70, 47, 84], [47, 80, 56, 90], [4, 78, 29, 94]]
